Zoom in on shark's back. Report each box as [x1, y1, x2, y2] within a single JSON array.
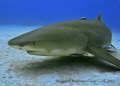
[[32, 19, 112, 47]]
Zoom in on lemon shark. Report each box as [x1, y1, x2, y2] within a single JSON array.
[[8, 12, 120, 67]]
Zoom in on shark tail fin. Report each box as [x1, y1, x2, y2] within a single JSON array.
[[96, 11, 104, 23], [88, 46, 120, 67]]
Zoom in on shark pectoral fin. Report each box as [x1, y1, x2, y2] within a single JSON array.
[[88, 46, 120, 67]]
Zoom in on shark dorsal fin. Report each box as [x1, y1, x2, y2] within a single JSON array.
[[96, 12, 103, 23]]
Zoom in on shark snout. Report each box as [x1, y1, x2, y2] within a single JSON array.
[[8, 36, 27, 50], [8, 39, 22, 50], [8, 38, 21, 46], [8, 38, 37, 51], [8, 39, 17, 46]]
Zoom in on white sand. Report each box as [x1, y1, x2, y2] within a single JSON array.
[[0, 25, 120, 86]]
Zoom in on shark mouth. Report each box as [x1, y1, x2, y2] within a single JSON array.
[[26, 50, 48, 56], [26, 49, 47, 54], [27, 51, 36, 53]]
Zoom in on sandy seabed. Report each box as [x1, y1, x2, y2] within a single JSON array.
[[0, 25, 120, 86]]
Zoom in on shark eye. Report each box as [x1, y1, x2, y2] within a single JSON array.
[[32, 42, 36, 45]]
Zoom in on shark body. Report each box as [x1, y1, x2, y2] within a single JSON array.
[[8, 13, 120, 67]]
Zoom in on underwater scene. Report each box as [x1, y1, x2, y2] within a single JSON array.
[[0, 0, 120, 86]]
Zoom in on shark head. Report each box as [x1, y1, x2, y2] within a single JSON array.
[[8, 28, 81, 56], [8, 30, 48, 55], [8, 34, 80, 56]]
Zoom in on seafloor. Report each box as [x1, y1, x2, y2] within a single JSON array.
[[0, 25, 120, 86]]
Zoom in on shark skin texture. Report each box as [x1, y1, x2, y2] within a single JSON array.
[[8, 12, 120, 67]]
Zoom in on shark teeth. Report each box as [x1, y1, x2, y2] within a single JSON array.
[[27, 51, 35, 53]]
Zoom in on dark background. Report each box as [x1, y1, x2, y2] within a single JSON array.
[[0, 0, 120, 29]]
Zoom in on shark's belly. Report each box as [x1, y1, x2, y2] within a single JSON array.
[[27, 47, 85, 56]]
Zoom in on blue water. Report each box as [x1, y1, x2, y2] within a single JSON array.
[[0, 0, 120, 30]]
